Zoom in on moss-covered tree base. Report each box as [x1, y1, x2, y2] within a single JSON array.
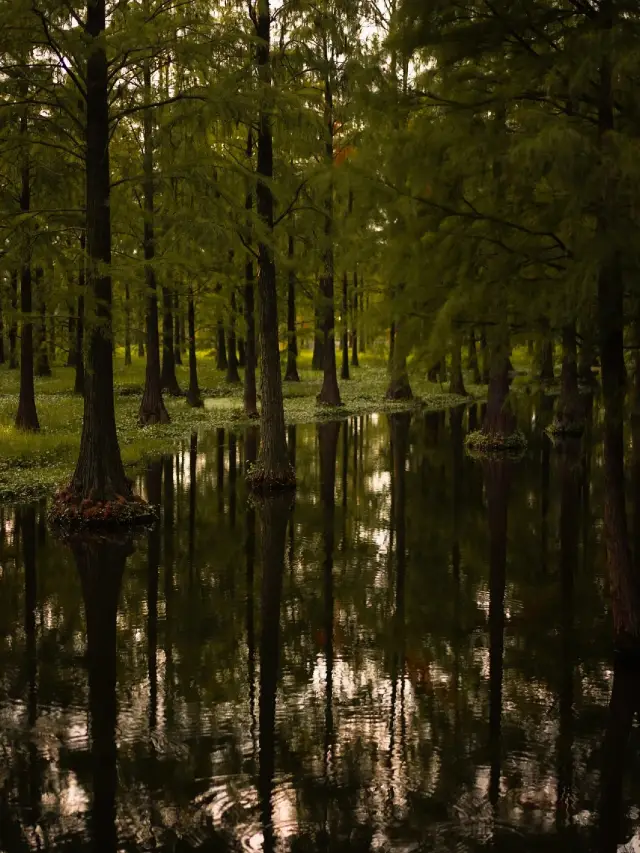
[[546, 417, 585, 438], [465, 428, 527, 456], [49, 488, 158, 529], [186, 389, 204, 408], [246, 462, 297, 492]]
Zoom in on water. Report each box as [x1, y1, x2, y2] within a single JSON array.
[[0, 397, 636, 852]]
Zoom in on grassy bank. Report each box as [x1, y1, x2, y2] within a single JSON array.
[[0, 350, 478, 501]]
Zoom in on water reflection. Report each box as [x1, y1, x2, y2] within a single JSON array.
[[0, 403, 638, 851]]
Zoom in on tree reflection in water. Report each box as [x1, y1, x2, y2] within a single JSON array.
[[3, 400, 640, 851]]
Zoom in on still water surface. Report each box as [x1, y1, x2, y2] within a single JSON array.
[[0, 397, 635, 852]]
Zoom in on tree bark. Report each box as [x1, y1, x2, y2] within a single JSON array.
[[124, 280, 132, 366], [216, 301, 228, 370], [312, 307, 324, 370], [351, 268, 359, 367], [449, 335, 467, 396], [8, 270, 18, 369], [243, 128, 259, 418], [74, 237, 85, 396], [553, 322, 583, 433], [317, 69, 341, 407], [34, 268, 51, 377], [67, 0, 133, 502], [482, 332, 514, 437], [138, 55, 169, 426], [284, 234, 300, 382], [385, 314, 412, 400], [15, 126, 39, 431], [186, 285, 203, 407], [225, 289, 241, 384], [597, 0, 640, 652], [251, 0, 294, 486], [537, 319, 555, 383], [341, 271, 350, 380], [161, 284, 181, 395], [173, 291, 182, 365], [480, 330, 490, 384], [467, 329, 482, 384]]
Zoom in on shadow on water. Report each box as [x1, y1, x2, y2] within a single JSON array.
[[3, 399, 640, 852]]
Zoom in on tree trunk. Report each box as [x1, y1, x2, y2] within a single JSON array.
[[250, 0, 294, 487], [225, 289, 241, 384], [8, 270, 18, 369], [137, 332, 144, 358], [467, 329, 481, 384], [553, 322, 583, 434], [579, 321, 597, 385], [48, 308, 56, 364], [34, 268, 51, 378], [284, 234, 300, 382], [243, 129, 259, 419], [15, 132, 39, 432], [537, 320, 555, 383], [74, 237, 85, 396], [216, 299, 228, 370], [597, 2, 640, 652], [449, 337, 467, 396], [124, 280, 132, 366], [385, 303, 412, 400], [66, 0, 133, 503], [138, 55, 169, 427], [341, 271, 349, 381], [238, 336, 246, 368], [312, 304, 324, 370], [482, 333, 514, 438], [173, 291, 182, 366], [351, 269, 359, 367], [66, 289, 77, 368], [0, 296, 6, 365], [480, 330, 490, 384], [186, 285, 202, 407], [160, 284, 181, 395]]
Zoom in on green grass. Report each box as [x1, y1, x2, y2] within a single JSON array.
[[0, 348, 481, 501]]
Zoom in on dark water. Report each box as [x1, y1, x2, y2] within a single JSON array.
[[0, 395, 638, 852]]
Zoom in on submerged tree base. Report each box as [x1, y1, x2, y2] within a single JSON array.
[[48, 487, 158, 529], [465, 428, 527, 457], [246, 461, 297, 491]]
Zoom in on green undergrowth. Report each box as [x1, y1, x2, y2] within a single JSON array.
[[0, 353, 480, 502]]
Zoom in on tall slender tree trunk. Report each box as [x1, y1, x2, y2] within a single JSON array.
[[597, 0, 640, 651], [284, 234, 300, 382], [553, 322, 583, 434], [74, 236, 85, 396], [341, 271, 350, 380], [8, 270, 18, 369], [66, 286, 77, 367], [66, 0, 133, 503], [250, 0, 294, 487], [312, 304, 324, 370], [468, 329, 481, 383], [34, 268, 51, 377], [537, 319, 555, 383], [226, 290, 241, 384], [385, 286, 412, 400], [124, 280, 132, 366], [351, 269, 359, 367], [15, 113, 39, 432], [482, 330, 514, 438], [139, 55, 169, 426], [317, 71, 341, 407], [243, 129, 258, 418], [449, 335, 467, 396], [173, 291, 182, 365], [0, 297, 6, 365], [161, 284, 181, 395], [186, 285, 202, 407]]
